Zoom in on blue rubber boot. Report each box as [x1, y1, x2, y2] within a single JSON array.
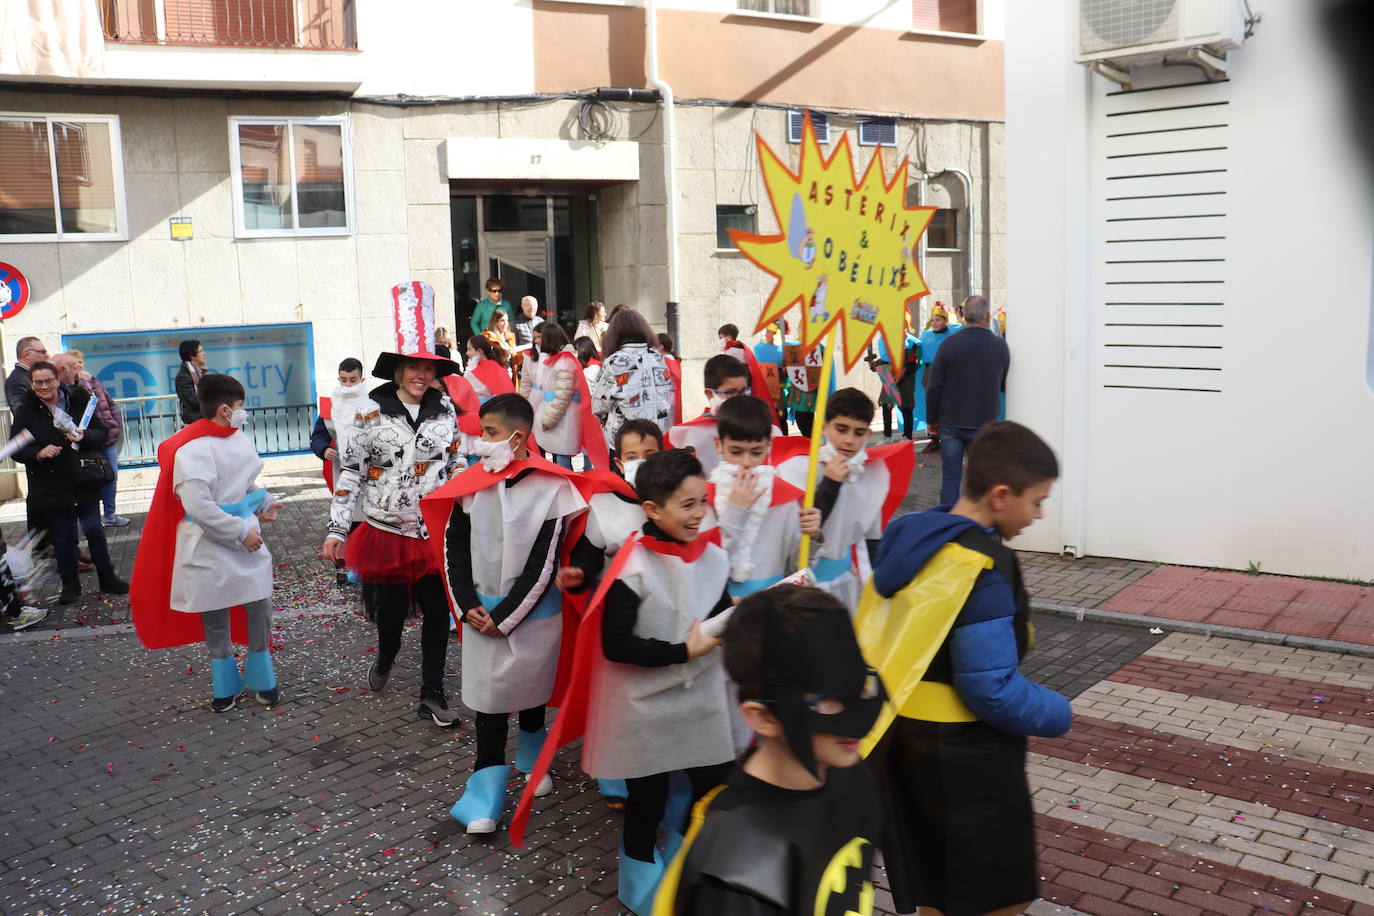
[[243, 650, 280, 705], [662, 830, 686, 865], [243, 650, 276, 691], [449, 765, 511, 834], [210, 656, 243, 709], [513, 727, 547, 774], [660, 769, 692, 833], [597, 778, 628, 802], [617, 842, 666, 916]]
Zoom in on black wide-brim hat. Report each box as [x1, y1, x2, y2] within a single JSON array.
[[374, 281, 461, 379]]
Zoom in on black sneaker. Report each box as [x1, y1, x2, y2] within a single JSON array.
[[418, 692, 459, 727], [210, 695, 238, 713], [366, 660, 389, 692], [255, 687, 282, 707]]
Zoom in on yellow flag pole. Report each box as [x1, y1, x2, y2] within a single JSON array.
[[797, 328, 837, 570]]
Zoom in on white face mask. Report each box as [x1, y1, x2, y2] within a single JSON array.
[[708, 394, 725, 414], [620, 458, 645, 486], [229, 407, 249, 429], [470, 432, 517, 472]]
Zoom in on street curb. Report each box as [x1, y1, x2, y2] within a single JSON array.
[[1033, 601, 1374, 659], [0, 603, 351, 646]]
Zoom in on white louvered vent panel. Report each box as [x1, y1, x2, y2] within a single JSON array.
[[787, 110, 829, 144], [1080, 0, 1180, 55], [1095, 80, 1230, 394]]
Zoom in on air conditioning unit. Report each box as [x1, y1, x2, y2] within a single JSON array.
[[1077, 0, 1246, 65]]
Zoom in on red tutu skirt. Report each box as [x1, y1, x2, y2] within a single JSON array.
[[344, 523, 440, 585]]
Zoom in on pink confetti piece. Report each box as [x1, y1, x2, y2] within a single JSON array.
[[106, 762, 114, 774]]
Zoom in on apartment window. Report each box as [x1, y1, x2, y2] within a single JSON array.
[[857, 117, 898, 147], [230, 117, 352, 237], [737, 0, 815, 16], [927, 208, 959, 250], [716, 205, 756, 250], [0, 114, 125, 241], [912, 0, 979, 34], [787, 110, 829, 144]]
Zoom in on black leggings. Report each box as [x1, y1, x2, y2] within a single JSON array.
[[623, 762, 733, 862], [366, 573, 450, 693], [474, 706, 547, 770]]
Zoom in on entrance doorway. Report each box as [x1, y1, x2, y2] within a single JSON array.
[[450, 193, 600, 339]]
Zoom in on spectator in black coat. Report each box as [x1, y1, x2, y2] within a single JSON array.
[[174, 339, 206, 426], [926, 296, 1011, 506], [10, 362, 129, 605], [5, 336, 48, 409]]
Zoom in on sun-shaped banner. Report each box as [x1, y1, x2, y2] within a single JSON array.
[[729, 113, 936, 374]]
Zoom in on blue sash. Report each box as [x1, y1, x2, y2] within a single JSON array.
[[476, 587, 562, 622], [542, 391, 581, 403], [814, 555, 853, 583], [727, 573, 785, 599], [187, 487, 266, 529]]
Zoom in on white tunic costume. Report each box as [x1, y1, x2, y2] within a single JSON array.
[[778, 449, 889, 610], [170, 432, 274, 613], [583, 537, 736, 780], [443, 469, 586, 714]]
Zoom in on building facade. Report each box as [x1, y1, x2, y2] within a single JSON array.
[[1006, 0, 1374, 579], [0, 0, 1005, 422]]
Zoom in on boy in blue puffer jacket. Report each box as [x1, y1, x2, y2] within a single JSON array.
[[857, 420, 1071, 916]]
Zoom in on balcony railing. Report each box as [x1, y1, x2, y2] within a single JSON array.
[[100, 0, 357, 50]]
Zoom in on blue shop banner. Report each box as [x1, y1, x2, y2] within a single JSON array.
[[64, 323, 315, 417]]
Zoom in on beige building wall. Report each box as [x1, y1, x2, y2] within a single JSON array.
[[0, 89, 1001, 416], [0, 89, 444, 395]]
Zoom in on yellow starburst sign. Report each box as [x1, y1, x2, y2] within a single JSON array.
[[730, 114, 935, 373]]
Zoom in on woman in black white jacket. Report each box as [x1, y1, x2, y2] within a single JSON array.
[[320, 282, 466, 727]]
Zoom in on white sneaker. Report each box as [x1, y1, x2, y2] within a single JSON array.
[[466, 817, 498, 835], [9, 606, 48, 630], [530, 773, 553, 798]]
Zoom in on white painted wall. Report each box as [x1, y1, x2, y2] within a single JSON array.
[[1006, 0, 1374, 579]]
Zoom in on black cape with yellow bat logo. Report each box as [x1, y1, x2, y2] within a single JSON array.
[[654, 757, 881, 915]]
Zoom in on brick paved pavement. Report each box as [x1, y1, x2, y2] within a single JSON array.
[[5, 451, 1374, 915]]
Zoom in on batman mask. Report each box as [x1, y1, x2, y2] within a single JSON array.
[[755, 593, 886, 777]]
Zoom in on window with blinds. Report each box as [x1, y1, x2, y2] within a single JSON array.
[[0, 114, 125, 241], [100, 0, 356, 48], [230, 117, 352, 237], [912, 0, 978, 33], [737, 0, 815, 17]]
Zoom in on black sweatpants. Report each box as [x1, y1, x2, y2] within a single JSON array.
[[623, 762, 733, 862], [366, 573, 450, 694]]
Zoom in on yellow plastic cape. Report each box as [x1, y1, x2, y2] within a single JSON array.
[[855, 541, 994, 756]]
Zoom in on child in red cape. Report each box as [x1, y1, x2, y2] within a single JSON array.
[[421, 393, 589, 837], [130, 374, 280, 712], [668, 354, 780, 478], [519, 323, 609, 470], [510, 449, 735, 916]]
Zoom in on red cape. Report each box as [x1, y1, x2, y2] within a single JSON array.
[[442, 375, 483, 437], [319, 397, 335, 491], [665, 357, 683, 426], [545, 350, 610, 470], [469, 359, 515, 400], [723, 341, 780, 427], [130, 420, 249, 650], [508, 527, 723, 847], [769, 438, 914, 525]]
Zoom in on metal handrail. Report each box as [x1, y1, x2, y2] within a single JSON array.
[[0, 395, 318, 478]]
